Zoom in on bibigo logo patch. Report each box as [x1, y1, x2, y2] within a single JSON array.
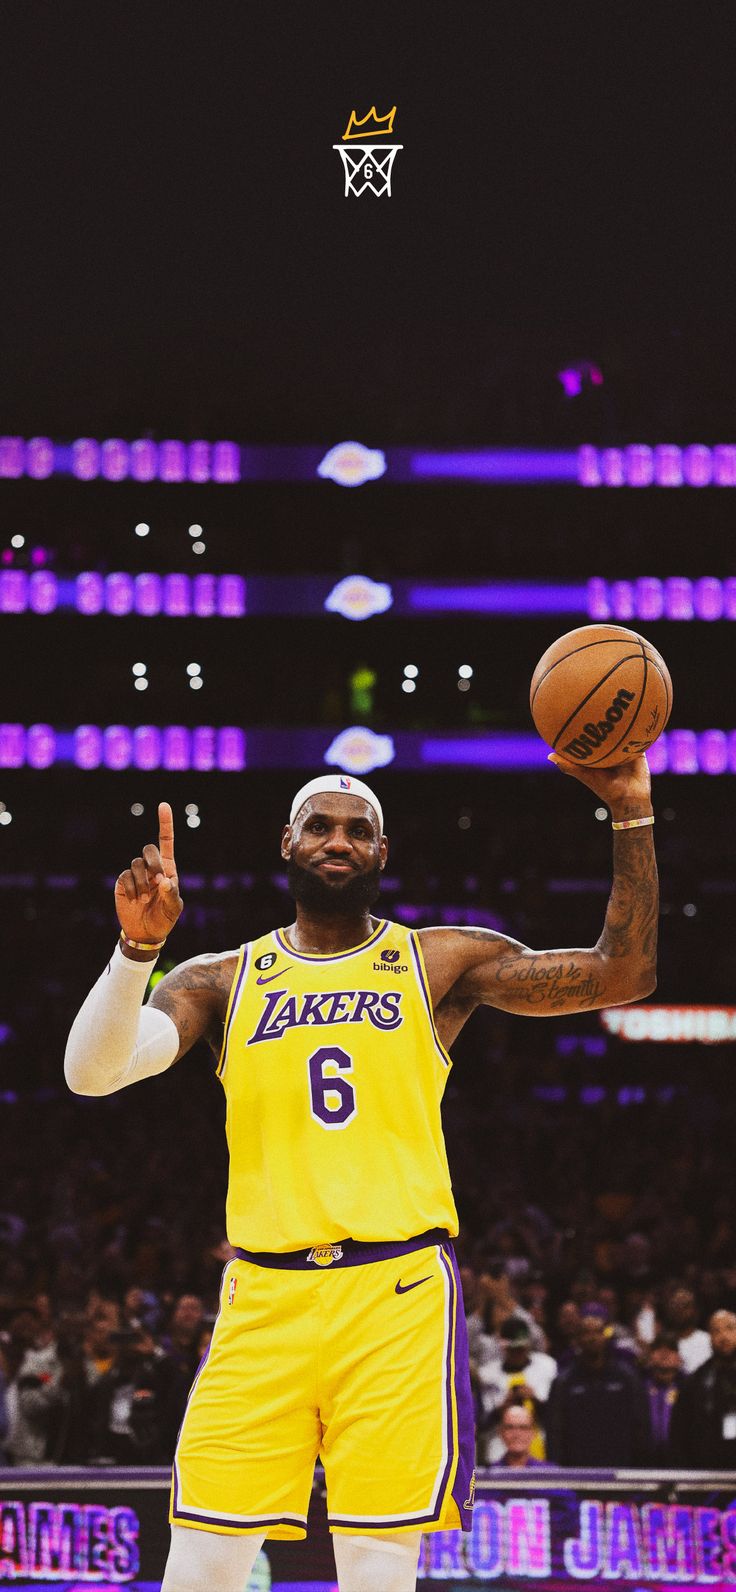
[[374, 948, 408, 974]]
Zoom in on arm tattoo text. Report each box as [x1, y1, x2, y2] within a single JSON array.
[[494, 955, 605, 1010]]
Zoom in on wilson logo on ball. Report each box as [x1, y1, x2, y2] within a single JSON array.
[[561, 688, 636, 761], [530, 623, 672, 770]]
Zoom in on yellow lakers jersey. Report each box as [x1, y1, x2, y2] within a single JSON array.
[[216, 919, 459, 1251]]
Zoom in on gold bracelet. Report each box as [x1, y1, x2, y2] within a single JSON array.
[[611, 815, 655, 831], [119, 931, 167, 951]]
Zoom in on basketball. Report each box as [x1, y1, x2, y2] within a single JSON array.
[[530, 623, 673, 768]]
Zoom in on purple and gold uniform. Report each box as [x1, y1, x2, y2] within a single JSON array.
[[171, 920, 475, 1539]]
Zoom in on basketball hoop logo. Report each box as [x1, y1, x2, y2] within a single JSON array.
[[334, 106, 402, 198]]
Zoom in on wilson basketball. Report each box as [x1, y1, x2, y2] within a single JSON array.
[[530, 623, 673, 768]]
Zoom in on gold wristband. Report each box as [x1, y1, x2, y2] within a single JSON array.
[[119, 931, 167, 951], [611, 815, 655, 831]]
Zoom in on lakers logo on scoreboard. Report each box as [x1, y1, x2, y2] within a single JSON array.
[[307, 1244, 344, 1267]]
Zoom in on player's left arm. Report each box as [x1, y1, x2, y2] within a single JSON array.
[[420, 753, 657, 1019]]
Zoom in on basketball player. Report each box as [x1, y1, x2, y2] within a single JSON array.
[[65, 754, 657, 1592]]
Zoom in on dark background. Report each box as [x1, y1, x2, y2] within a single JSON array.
[[2, 2, 736, 444]]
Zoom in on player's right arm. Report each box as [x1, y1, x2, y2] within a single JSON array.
[[64, 802, 232, 1095]]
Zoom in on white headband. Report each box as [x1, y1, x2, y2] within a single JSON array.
[[289, 775, 384, 835]]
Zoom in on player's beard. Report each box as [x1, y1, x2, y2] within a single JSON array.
[[287, 856, 383, 916]]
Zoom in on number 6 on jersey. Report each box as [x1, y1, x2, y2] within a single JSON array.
[[308, 1046, 356, 1128]]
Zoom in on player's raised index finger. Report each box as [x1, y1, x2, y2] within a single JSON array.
[[158, 801, 176, 864]]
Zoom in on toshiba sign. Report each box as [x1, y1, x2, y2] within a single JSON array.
[[602, 1005, 736, 1043]]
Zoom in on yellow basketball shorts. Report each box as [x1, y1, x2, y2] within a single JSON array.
[[170, 1229, 475, 1539]]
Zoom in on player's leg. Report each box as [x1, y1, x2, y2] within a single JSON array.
[[322, 1241, 475, 1537], [172, 1260, 319, 1539], [333, 1529, 422, 1591], [161, 1524, 265, 1592]]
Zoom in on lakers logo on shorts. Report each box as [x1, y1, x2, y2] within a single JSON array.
[[463, 1472, 476, 1511], [307, 1244, 344, 1267]]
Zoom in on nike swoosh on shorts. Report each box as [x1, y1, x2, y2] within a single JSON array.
[[256, 966, 293, 984], [395, 1276, 432, 1294]]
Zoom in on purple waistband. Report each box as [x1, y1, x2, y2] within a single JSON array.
[[233, 1227, 449, 1270]]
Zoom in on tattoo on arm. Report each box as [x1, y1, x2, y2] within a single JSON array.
[[597, 829, 659, 987], [458, 931, 606, 1010], [493, 952, 606, 1010], [454, 824, 658, 1014], [148, 956, 235, 1060]]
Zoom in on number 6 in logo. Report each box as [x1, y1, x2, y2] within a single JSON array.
[[308, 1046, 356, 1129]]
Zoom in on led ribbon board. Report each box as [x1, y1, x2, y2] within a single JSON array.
[[3, 573, 736, 620], [0, 725, 734, 773], [4, 437, 736, 486]]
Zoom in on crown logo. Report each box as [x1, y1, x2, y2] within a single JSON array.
[[333, 106, 402, 198], [342, 105, 396, 141]]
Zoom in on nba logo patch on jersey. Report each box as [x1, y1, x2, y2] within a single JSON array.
[[307, 1244, 344, 1267], [228, 1276, 238, 1306]]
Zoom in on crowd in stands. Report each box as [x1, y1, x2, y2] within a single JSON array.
[[466, 1289, 736, 1469], [1, 1038, 736, 1470]]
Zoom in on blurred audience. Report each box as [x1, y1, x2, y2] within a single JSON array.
[[491, 1398, 554, 1470], [643, 1332, 683, 1463], [595, 1288, 639, 1362], [83, 1299, 122, 1385], [466, 1266, 544, 1365], [549, 1300, 581, 1368], [669, 1310, 736, 1468], [3, 1304, 63, 1466], [545, 1307, 651, 1466], [477, 1315, 557, 1462], [664, 1286, 713, 1376], [86, 1323, 178, 1464], [159, 1294, 204, 1377]]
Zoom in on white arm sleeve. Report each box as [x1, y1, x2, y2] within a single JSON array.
[[64, 942, 180, 1096]]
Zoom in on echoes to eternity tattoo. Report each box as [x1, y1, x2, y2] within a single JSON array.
[[494, 953, 605, 1010]]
